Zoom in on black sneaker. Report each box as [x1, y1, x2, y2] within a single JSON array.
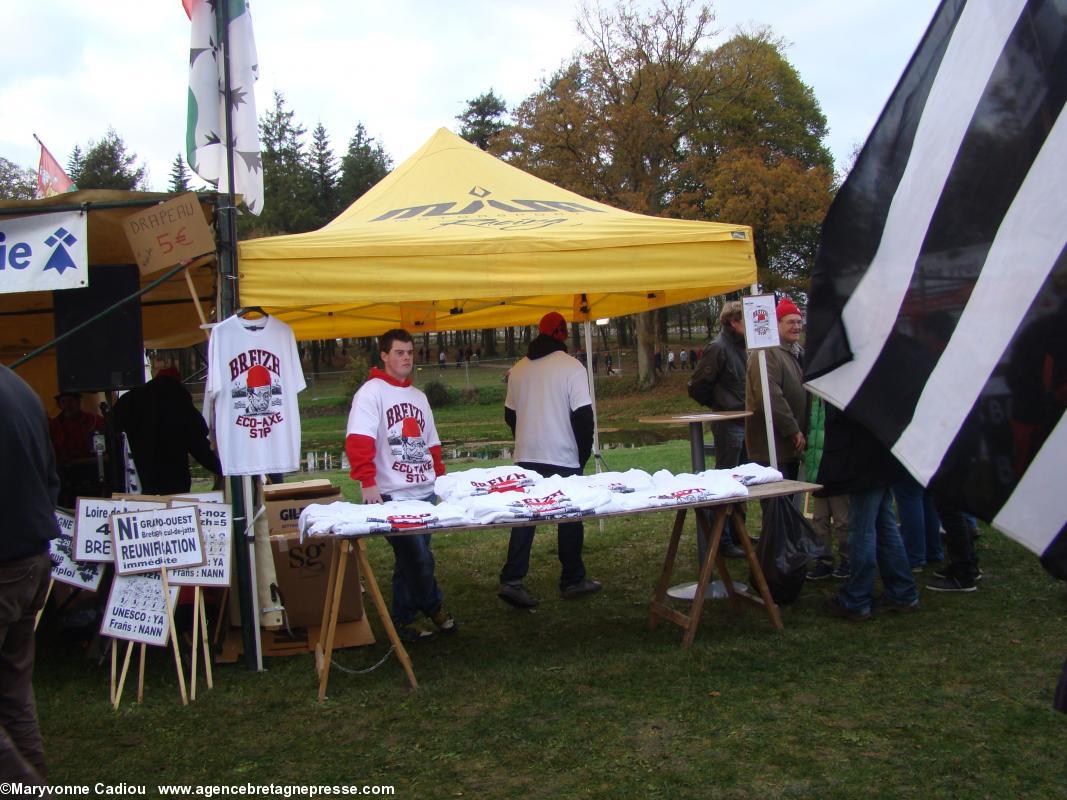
[[498, 582, 539, 609], [806, 561, 834, 581], [831, 561, 850, 580], [926, 574, 977, 593], [721, 543, 746, 559], [396, 625, 437, 643], [932, 566, 983, 581], [560, 577, 602, 600], [429, 607, 458, 635], [873, 595, 920, 614]]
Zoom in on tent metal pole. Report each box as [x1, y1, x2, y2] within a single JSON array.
[[216, 0, 259, 672], [583, 320, 603, 474]]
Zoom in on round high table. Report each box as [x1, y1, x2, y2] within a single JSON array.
[[637, 410, 753, 600]]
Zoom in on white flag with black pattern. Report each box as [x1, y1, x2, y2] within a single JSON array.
[[804, 0, 1067, 578]]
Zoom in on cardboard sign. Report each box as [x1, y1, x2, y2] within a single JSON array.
[[167, 502, 232, 587], [742, 294, 780, 350], [122, 192, 214, 276], [49, 511, 104, 591], [0, 210, 88, 295], [172, 491, 225, 504], [100, 572, 179, 646], [73, 498, 166, 562], [110, 506, 205, 576]]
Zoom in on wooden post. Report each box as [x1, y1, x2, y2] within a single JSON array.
[[199, 589, 214, 690], [356, 539, 418, 691], [159, 569, 189, 705], [137, 644, 147, 703], [34, 578, 54, 631], [317, 540, 349, 700], [190, 587, 201, 701], [110, 638, 117, 706], [113, 641, 135, 710]]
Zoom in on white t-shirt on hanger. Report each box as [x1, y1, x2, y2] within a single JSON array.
[[205, 314, 306, 476]]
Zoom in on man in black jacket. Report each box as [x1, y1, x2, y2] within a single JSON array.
[[688, 300, 748, 557], [498, 312, 599, 608], [0, 366, 60, 787], [112, 367, 222, 494]]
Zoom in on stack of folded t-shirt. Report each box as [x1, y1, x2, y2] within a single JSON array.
[[726, 463, 784, 486], [299, 499, 471, 540], [434, 465, 543, 502], [461, 475, 613, 524]]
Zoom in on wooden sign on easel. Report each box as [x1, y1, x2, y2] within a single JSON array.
[[167, 501, 232, 700], [106, 506, 206, 707], [73, 498, 166, 563], [38, 510, 107, 631], [100, 573, 180, 708]]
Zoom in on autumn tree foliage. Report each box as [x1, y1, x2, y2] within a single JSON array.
[[498, 0, 834, 385]]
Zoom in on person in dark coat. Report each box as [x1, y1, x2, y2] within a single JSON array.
[[818, 404, 918, 621], [112, 367, 222, 494], [0, 365, 60, 787]]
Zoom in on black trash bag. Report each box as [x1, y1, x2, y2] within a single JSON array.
[[750, 496, 831, 605]]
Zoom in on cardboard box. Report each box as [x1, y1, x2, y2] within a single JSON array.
[[263, 479, 341, 537], [270, 533, 364, 628]]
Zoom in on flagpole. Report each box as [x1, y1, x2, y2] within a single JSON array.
[[216, 0, 259, 672]]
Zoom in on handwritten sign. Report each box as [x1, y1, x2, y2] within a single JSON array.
[[742, 294, 780, 350], [167, 502, 232, 587], [73, 498, 166, 562], [49, 511, 104, 591], [172, 491, 225, 504], [110, 506, 205, 576], [100, 572, 179, 646], [122, 192, 214, 276]]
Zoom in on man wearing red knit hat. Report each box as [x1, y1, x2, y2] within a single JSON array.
[[744, 298, 809, 480], [497, 311, 600, 608]]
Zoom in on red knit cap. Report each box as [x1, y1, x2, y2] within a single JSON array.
[[539, 311, 568, 341], [776, 298, 802, 321]]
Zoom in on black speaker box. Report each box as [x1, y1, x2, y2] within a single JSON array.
[[53, 264, 145, 392]]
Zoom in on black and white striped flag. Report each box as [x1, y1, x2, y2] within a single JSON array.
[[804, 0, 1067, 578]]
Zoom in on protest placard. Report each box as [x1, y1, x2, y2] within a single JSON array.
[[167, 502, 231, 587], [742, 294, 780, 350], [49, 510, 104, 591], [100, 572, 179, 647], [110, 506, 205, 575], [73, 498, 166, 562]]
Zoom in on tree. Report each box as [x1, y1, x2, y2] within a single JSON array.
[[0, 157, 37, 200], [499, 1, 834, 385], [69, 128, 147, 190], [66, 146, 83, 182], [250, 91, 318, 235], [337, 123, 391, 210], [168, 154, 191, 193], [457, 90, 508, 150], [308, 122, 339, 226]]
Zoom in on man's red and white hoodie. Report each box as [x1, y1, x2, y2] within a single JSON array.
[[345, 368, 445, 500]]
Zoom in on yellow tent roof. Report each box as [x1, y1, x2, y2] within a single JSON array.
[[238, 128, 755, 338]]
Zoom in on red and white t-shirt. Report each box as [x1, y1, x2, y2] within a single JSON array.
[[205, 315, 305, 476], [345, 370, 444, 500], [434, 466, 542, 503]]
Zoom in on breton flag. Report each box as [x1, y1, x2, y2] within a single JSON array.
[[34, 136, 75, 199], [184, 0, 263, 214], [804, 0, 1067, 578]]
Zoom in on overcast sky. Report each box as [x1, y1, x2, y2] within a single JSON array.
[[1, 0, 941, 190]]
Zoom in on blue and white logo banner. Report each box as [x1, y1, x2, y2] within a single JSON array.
[[0, 210, 88, 295]]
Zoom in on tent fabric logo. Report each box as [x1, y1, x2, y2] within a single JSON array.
[[43, 227, 79, 275]]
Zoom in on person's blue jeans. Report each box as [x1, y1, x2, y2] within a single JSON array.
[[500, 463, 586, 590], [892, 476, 944, 567], [382, 492, 443, 626], [839, 486, 919, 615]]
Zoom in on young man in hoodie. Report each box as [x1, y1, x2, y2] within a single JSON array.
[[498, 312, 600, 608], [345, 329, 456, 642]]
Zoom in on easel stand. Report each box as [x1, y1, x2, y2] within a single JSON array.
[[317, 539, 418, 699], [649, 497, 784, 646], [189, 586, 214, 700]]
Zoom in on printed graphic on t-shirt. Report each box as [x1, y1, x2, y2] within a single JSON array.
[[228, 349, 285, 439], [384, 402, 434, 484], [470, 472, 536, 494]]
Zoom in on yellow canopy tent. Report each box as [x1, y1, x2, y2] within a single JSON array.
[[0, 190, 218, 403], [238, 128, 756, 337]]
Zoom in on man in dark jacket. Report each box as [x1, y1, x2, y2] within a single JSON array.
[[498, 312, 599, 608], [112, 367, 222, 494], [689, 300, 748, 556], [0, 365, 60, 786], [817, 405, 919, 621]]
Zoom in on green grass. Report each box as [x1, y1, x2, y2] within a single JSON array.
[[39, 377, 1067, 798]]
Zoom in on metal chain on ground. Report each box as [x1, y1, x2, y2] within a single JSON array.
[[327, 645, 396, 675]]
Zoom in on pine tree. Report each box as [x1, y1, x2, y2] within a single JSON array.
[[168, 154, 191, 193], [69, 129, 146, 190], [253, 91, 318, 234], [457, 90, 508, 150], [308, 122, 339, 226], [337, 124, 390, 209], [66, 145, 83, 186]]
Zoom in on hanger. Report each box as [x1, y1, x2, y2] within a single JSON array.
[[235, 306, 268, 330]]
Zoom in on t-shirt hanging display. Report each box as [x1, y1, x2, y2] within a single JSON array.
[[205, 315, 306, 475]]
